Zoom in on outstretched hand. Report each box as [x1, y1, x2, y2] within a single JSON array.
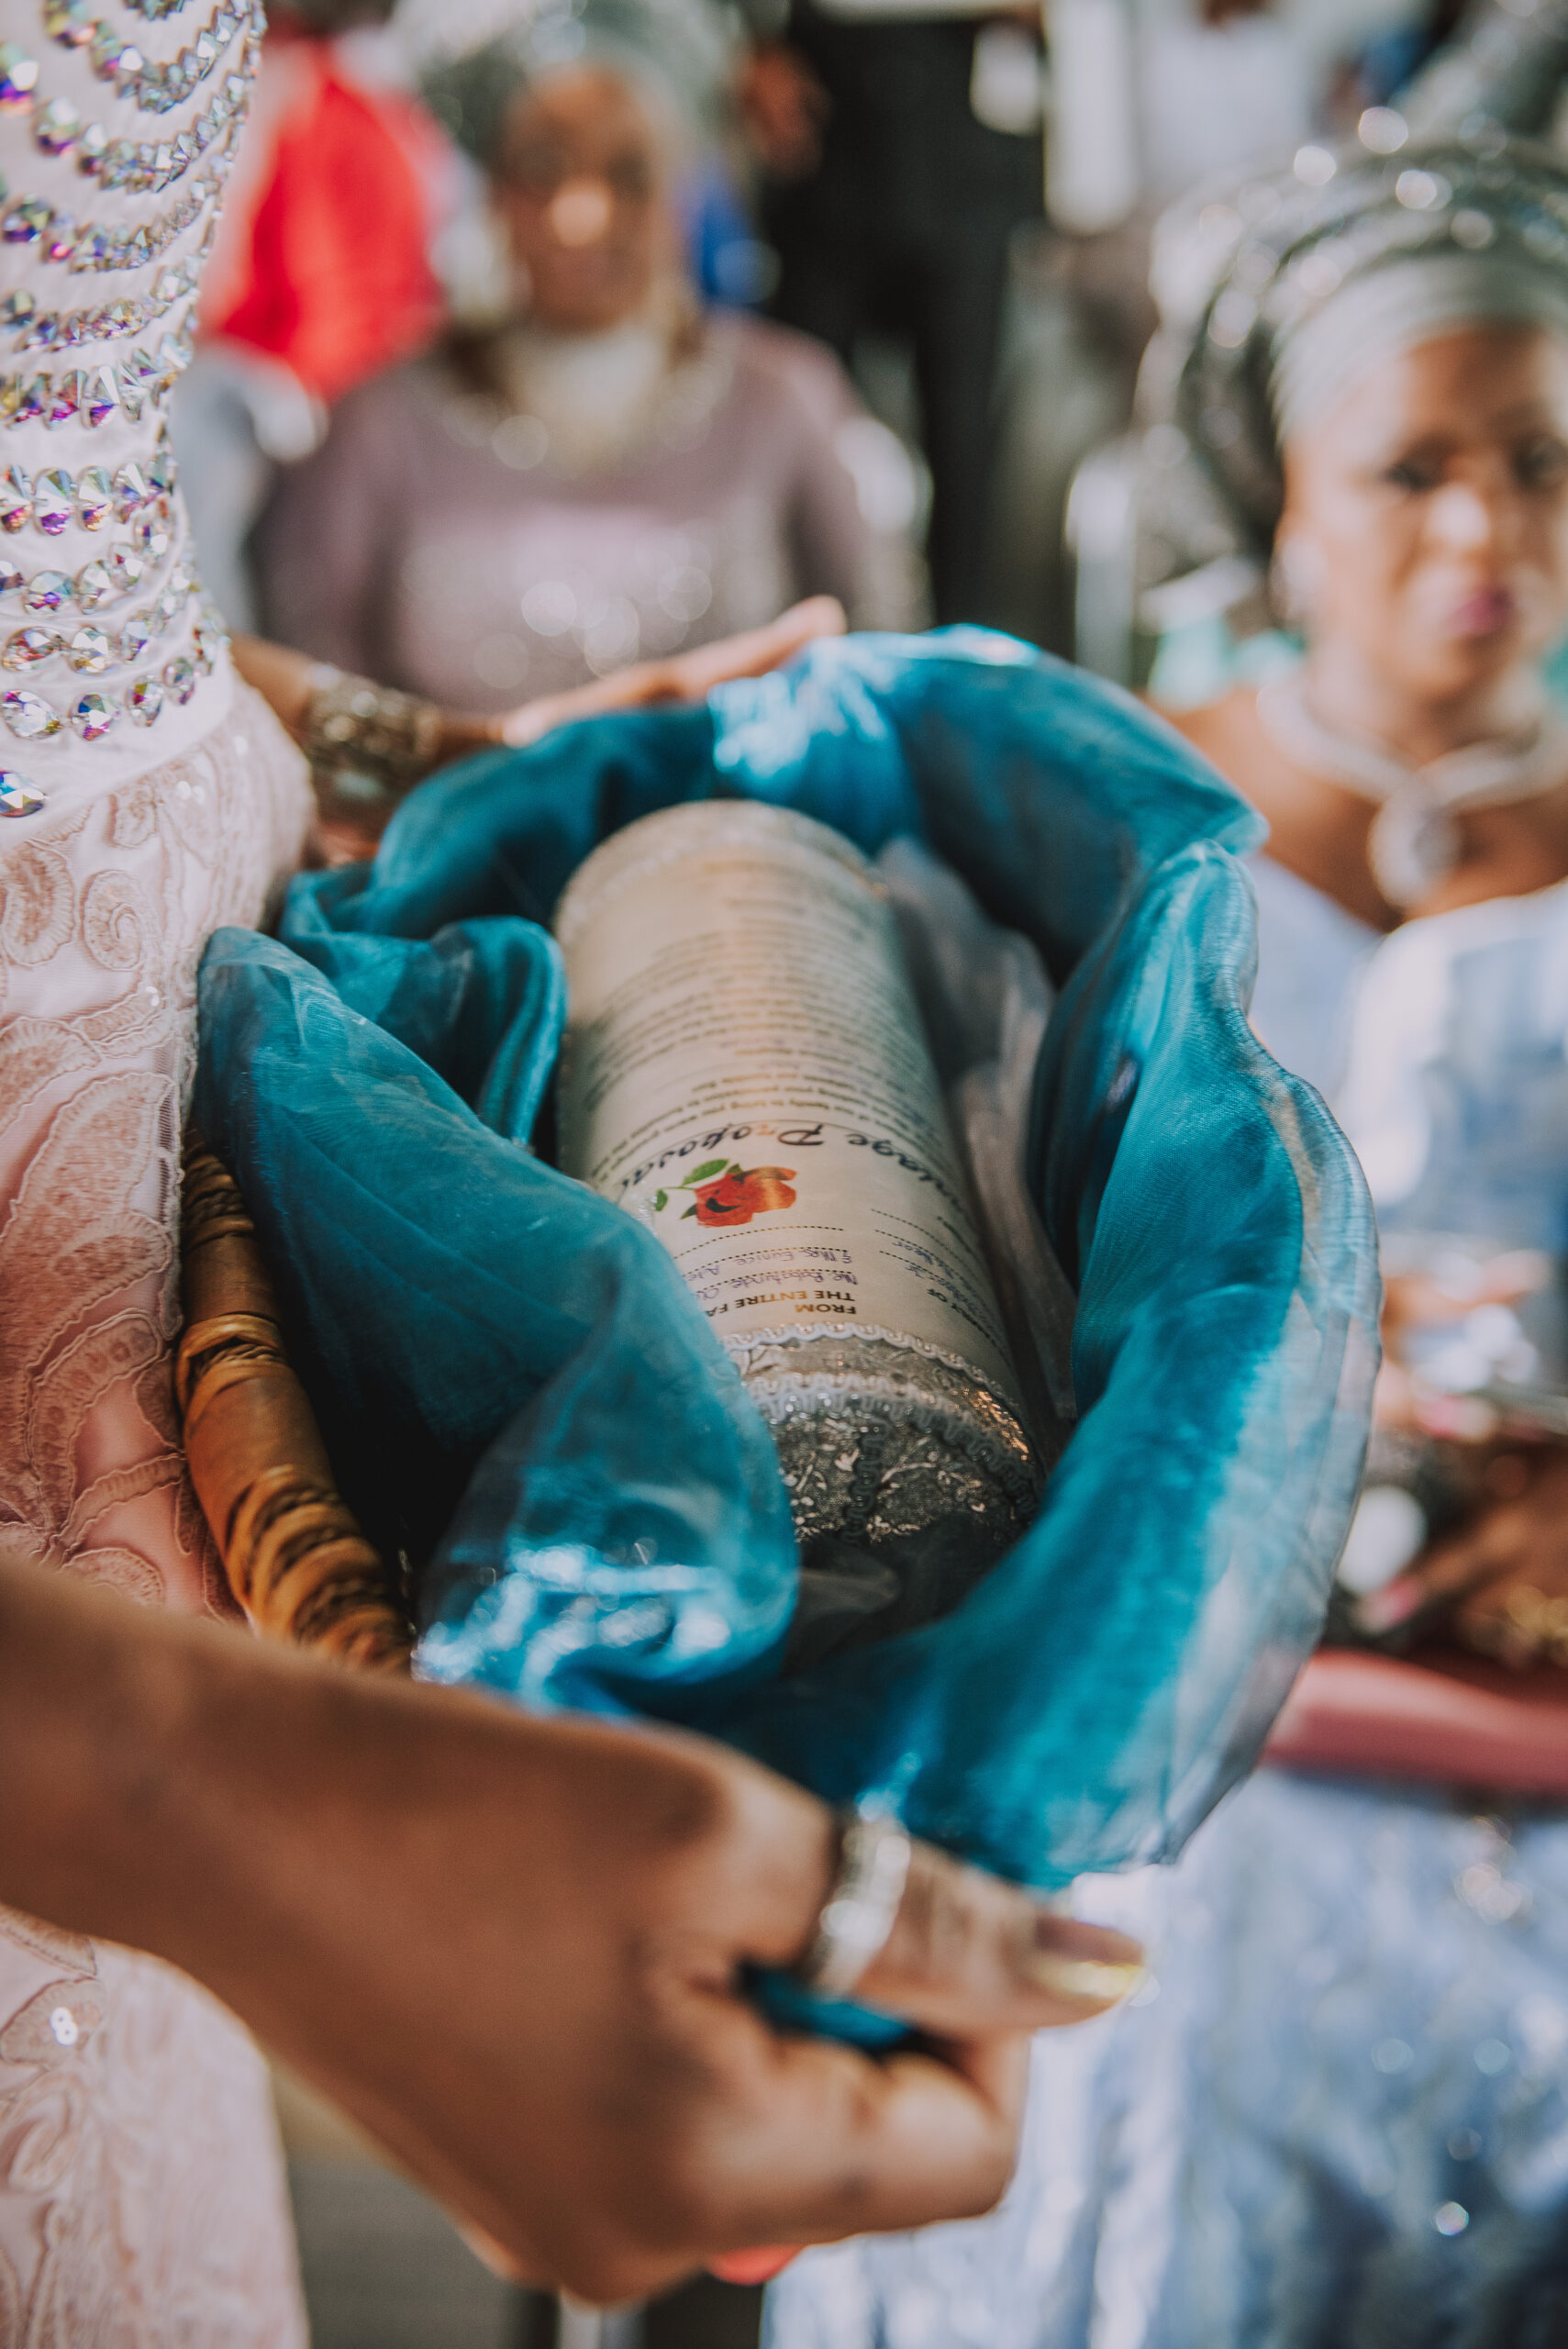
[[0, 1559, 1140, 2306], [495, 595, 847, 749]]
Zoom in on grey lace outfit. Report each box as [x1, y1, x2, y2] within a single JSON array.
[[253, 310, 921, 710]]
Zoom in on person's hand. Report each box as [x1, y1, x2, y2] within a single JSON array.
[[493, 594, 846, 750], [0, 1560, 1141, 2306], [736, 43, 830, 180], [1355, 1443, 1568, 1666], [239, 596, 848, 865]]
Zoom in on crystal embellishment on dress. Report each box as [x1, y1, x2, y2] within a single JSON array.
[[0, 766, 44, 813], [104, 538, 141, 589], [4, 195, 51, 243], [0, 49, 41, 112], [0, 332, 194, 430], [11, 0, 250, 146], [7, 375, 45, 424], [3, 625, 58, 667], [0, 464, 32, 530], [10, 271, 197, 354], [3, 685, 61, 736], [0, 543, 184, 613], [70, 685, 116, 737], [45, 0, 97, 46], [0, 11, 256, 761], [83, 364, 119, 424], [46, 368, 80, 427], [76, 464, 110, 526], [34, 467, 72, 532], [65, 623, 109, 669], [36, 96, 83, 155]]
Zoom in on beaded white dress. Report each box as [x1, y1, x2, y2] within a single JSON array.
[[0, 4, 312, 2336]]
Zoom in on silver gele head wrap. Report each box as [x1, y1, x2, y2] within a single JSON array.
[[1173, 136, 1568, 553], [1270, 249, 1568, 447], [420, 0, 727, 171]]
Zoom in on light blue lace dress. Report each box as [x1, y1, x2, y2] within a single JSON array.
[[765, 855, 1568, 2349]]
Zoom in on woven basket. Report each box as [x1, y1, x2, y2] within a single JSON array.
[[177, 1132, 414, 1673]]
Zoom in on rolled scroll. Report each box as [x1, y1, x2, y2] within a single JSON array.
[[177, 1133, 413, 1672], [555, 801, 1038, 1646]]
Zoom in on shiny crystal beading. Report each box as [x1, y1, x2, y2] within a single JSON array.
[[6, 0, 257, 147], [0, 46, 250, 206], [0, 443, 172, 533], [0, 315, 194, 429], [0, 578, 222, 741], [6, 250, 199, 351], [0, 4, 252, 757], [54, 0, 250, 118], [0, 764, 43, 812]]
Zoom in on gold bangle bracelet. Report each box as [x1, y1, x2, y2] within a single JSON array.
[[297, 665, 446, 796]]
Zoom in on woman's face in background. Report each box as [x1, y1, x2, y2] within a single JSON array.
[[1278, 325, 1568, 710], [493, 68, 672, 334]]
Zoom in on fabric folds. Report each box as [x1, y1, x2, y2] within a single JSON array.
[[194, 629, 1379, 1886]]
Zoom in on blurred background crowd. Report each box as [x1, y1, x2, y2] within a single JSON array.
[[178, 0, 1568, 741], [174, 3, 1568, 2343]]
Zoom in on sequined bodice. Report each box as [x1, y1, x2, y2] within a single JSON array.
[[0, 0, 258, 819]]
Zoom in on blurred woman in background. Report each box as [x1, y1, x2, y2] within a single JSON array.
[[253, 2, 919, 715], [769, 138, 1568, 2347], [173, 0, 445, 630]]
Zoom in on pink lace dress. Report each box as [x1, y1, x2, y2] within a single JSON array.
[[0, 7, 312, 2337]]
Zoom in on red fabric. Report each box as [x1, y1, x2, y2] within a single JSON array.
[[206, 51, 441, 404], [1265, 1645, 1568, 1795]]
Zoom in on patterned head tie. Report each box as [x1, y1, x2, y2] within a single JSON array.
[[420, 0, 727, 173], [1173, 137, 1568, 556]]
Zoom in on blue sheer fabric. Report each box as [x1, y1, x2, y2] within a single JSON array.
[[194, 630, 1378, 1887]]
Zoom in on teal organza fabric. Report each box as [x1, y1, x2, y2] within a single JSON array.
[[195, 630, 1378, 1887]]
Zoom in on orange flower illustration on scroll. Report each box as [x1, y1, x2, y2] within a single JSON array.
[[651, 1158, 797, 1225]]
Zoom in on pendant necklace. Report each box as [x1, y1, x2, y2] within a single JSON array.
[[1255, 669, 1568, 907]]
